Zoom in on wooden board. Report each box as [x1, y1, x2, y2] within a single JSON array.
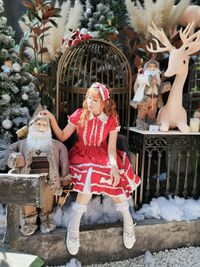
[[0, 173, 47, 207]]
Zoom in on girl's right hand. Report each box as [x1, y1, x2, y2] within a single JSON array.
[[39, 110, 55, 122], [111, 165, 120, 187]]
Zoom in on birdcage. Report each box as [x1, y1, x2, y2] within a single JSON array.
[[56, 39, 132, 135]]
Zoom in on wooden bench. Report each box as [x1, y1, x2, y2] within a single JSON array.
[[0, 173, 46, 247]]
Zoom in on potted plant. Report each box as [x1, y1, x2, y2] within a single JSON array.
[[16, 0, 62, 109]]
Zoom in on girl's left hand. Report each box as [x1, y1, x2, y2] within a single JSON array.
[[110, 165, 120, 187]]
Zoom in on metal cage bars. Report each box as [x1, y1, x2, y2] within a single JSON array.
[[56, 39, 132, 136]]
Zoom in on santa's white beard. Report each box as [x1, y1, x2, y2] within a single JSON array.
[[145, 69, 161, 85], [27, 127, 53, 150]]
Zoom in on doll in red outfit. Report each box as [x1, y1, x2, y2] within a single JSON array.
[[40, 83, 140, 255]]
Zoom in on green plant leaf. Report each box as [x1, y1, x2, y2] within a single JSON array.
[[32, 26, 43, 35], [49, 19, 57, 27], [22, 1, 36, 10], [23, 30, 31, 41], [40, 33, 50, 40], [25, 42, 35, 50], [54, 8, 62, 14], [42, 10, 56, 20], [50, 0, 56, 8], [40, 26, 52, 33], [18, 0, 61, 66]]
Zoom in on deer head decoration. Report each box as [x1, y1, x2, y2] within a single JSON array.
[[146, 22, 200, 133]]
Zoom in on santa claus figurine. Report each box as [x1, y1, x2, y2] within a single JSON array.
[[130, 59, 162, 130], [7, 114, 70, 236]]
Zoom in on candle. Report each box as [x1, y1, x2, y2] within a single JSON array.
[[190, 118, 200, 132]]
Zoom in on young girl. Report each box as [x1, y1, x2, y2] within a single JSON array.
[[40, 82, 140, 255]]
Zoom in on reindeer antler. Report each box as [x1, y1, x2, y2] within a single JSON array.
[[179, 21, 200, 55], [146, 22, 173, 53]]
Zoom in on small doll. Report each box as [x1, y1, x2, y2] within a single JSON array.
[[130, 59, 162, 130]]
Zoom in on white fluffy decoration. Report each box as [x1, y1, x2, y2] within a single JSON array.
[[2, 118, 13, 129]]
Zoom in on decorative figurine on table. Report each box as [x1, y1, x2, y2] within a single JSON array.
[[130, 59, 162, 130], [146, 22, 200, 133], [7, 114, 71, 236]]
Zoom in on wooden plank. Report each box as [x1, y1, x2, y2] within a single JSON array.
[[0, 174, 47, 207]]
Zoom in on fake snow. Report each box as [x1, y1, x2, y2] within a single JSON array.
[[53, 195, 200, 228]]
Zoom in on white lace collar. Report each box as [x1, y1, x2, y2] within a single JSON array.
[[88, 112, 108, 123]]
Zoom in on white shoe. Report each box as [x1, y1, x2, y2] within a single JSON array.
[[123, 223, 136, 249], [66, 229, 80, 255]]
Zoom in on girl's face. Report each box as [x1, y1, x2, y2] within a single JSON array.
[[86, 91, 104, 115]]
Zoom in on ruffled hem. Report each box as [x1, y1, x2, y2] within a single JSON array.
[[70, 160, 141, 199], [72, 184, 133, 199]]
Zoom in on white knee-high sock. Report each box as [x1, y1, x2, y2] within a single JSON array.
[[115, 201, 134, 230], [68, 203, 87, 238]]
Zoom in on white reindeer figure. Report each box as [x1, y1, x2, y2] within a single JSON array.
[[146, 22, 200, 133]]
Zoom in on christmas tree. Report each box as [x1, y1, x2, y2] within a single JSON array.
[[0, 0, 40, 170], [81, 0, 118, 39]]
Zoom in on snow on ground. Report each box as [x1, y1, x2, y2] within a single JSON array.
[[1, 195, 200, 232], [53, 195, 200, 228]]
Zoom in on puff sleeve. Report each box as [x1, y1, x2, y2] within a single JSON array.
[[68, 108, 83, 126], [109, 116, 121, 132]]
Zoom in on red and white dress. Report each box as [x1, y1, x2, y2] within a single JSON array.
[[68, 109, 140, 199]]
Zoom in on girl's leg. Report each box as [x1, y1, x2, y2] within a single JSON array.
[[114, 197, 136, 249], [66, 192, 92, 255]]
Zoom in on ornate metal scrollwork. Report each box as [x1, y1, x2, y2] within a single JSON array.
[[129, 129, 200, 205]]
